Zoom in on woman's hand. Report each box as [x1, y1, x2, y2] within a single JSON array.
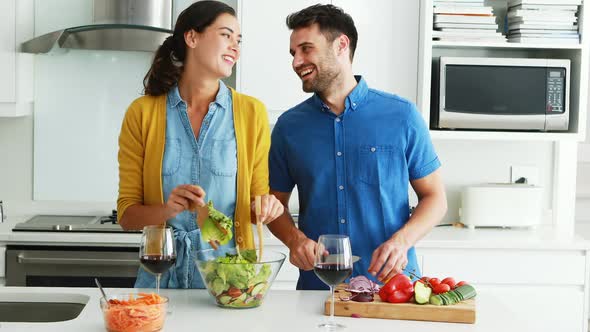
[[165, 184, 206, 218], [251, 194, 284, 224]]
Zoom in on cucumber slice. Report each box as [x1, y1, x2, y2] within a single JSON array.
[[429, 284, 477, 305], [430, 294, 444, 306]]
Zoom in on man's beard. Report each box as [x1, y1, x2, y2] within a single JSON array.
[[301, 53, 340, 93]]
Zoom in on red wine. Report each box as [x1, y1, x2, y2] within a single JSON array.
[[140, 255, 176, 274], [314, 263, 352, 286]]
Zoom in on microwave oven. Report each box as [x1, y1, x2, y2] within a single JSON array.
[[432, 57, 570, 131]]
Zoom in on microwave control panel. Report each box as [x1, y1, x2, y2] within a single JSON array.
[[546, 68, 565, 114]]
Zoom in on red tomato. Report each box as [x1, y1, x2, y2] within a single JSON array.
[[429, 278, 440, 286], [455, 281, 468, 288], [441, 277, 456, 289], [432, 283, 451, 294], [420, 276, 431, 283]]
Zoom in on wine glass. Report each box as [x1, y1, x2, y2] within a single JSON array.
[[314, 234, 353, 331], [140, 225, 176, 294]]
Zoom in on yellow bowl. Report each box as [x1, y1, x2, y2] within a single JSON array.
[[195, 248, 286, 309], [99, 293, 168, 332]]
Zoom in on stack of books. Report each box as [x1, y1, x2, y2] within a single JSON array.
[[506, 0, 582, 44], [432, 0, 505, 42]]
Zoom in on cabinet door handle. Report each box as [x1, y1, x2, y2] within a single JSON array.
[[17, 254, 138, 266]]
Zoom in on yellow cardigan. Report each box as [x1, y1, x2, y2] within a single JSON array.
[[117, 88, 270, 249]]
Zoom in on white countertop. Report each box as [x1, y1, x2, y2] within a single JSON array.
[[1, 215, 589, 250], [0, 286, 579, 332]]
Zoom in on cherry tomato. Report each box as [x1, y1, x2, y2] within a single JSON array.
[[420, 276, 431, 283], [441, 277, 456, 289], [432, 283, 451, 294], [429, 278, 441, 287], [455, 281, 468, 288]]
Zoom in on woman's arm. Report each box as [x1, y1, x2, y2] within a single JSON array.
[[120, 184, 206, 230], [249, 103, 283, 223], [116, 102, 205, 230]]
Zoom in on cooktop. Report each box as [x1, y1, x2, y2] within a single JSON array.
[[12, 211, 141, 233]]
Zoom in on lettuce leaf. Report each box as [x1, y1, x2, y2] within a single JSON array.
[[200, 201, 233, 245]]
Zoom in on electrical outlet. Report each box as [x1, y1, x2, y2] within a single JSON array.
[[510, 165, 539, 186]]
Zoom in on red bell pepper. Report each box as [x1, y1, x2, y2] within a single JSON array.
[[378, 274, 414, 303]]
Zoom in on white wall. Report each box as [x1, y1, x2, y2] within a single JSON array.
[[0, 116, 33, 201], [0, 0, 560, 220], [33, 51, 151, 202]]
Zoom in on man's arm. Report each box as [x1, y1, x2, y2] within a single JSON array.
[[368, 169, 447, 282], [267, 190, 317, 270]]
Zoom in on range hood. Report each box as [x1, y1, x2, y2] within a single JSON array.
[[21, 0, 172, 54]]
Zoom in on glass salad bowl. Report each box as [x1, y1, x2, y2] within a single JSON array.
[[195, 248, 286, 308]]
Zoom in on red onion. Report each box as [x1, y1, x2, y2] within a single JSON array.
[[346, 276, 380, 294], [340, 276, 380, 303]]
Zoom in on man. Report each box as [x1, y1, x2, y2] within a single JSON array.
[[267, 4, 447, 290]]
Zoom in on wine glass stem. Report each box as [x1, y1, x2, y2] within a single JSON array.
[[156, 274, 161, 294], [329, 285, 335, 325]]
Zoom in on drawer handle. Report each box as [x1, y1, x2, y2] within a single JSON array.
[[17, 254, 138, 266]]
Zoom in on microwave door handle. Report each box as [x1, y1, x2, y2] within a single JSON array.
[[16, 254, 138, 266]]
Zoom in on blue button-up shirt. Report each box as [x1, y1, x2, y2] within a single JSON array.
[[269, 77, 441, 290], [135, 81, 237, 289]]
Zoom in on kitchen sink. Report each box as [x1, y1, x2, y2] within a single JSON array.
[[0, 293, 89, 322]]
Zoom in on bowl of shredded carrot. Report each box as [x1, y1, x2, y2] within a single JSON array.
[[100, 293, 168, 332]]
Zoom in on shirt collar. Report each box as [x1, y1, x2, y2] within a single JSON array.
[[312, 75, 369, 113], [346, 75, 368, 111], [167, 80, 231, 110], [168, 85, 183, 108]]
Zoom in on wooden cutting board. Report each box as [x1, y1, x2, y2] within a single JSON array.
[[325, 286, 476, 324]]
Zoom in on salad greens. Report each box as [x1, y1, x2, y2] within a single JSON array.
[[200, 249, 272, 308], [200, 201, 233, 247]]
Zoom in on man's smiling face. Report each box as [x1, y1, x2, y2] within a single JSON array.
[[289, 23, 341, 93]]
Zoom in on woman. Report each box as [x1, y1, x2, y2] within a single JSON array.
[[117, 0, 284, 289]]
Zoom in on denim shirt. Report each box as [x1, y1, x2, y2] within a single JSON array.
[[270, 77, 440, 289], [135, 81, 237, 289]]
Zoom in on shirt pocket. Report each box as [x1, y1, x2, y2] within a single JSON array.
[[358, 144, 395, 185], [204, 138, 237, 177], [162, 138, 181, 176]]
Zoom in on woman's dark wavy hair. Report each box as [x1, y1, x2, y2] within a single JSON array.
[[143, 0, 236, 96], [286, 4, 358, 62]]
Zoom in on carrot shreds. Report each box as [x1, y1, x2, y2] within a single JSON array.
[[103, 293, 167, 332]]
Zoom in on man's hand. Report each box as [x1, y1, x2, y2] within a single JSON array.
[[368, 234, 410, 283], [287, 234, 317, 271], [165, 184, 206, 218], [250, 194, 284, 224]]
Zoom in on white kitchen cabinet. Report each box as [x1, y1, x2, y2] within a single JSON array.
[[238, 0, 325, 122], [0, 0, 16, 103], [333, 0, 419, 103], [267, 243, 299, 290], [420, 247, 590, 331], [0, 0, 33, 117]]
